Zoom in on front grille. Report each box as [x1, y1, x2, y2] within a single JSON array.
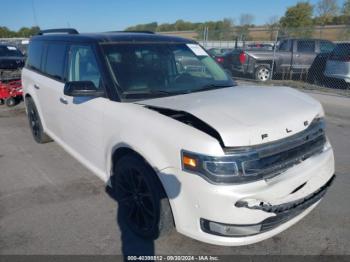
[[225, 118, 326, 180]]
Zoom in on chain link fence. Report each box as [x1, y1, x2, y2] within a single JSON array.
[[1, 28, 350, 90], [161, 26, 350, 91]]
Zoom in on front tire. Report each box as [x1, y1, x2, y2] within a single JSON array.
[[26, 97, 52, 144], [112, 154, 174, 239], [255, 65, 271, 82]]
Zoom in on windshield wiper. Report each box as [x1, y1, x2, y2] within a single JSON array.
[[190, 84, 233, 93], [122, 90, 182, 98]]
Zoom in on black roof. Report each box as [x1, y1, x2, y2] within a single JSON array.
[[31, 29, 196, 44]]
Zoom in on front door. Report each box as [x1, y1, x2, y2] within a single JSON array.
[[59, 44, 108, 175]]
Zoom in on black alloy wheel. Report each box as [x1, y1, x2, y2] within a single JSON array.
[[113, 154, 174, 239], [116, 167, 157, 235], [25, 97, 52, 143]]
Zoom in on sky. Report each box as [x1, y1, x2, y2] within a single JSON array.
[[0, 0, 344, 32]]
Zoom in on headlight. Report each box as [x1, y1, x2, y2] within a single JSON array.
[[181, 150, 251, 184]]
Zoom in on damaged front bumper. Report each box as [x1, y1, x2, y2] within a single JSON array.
[[200, 174, 335, 237], [159, 144, 335, 246]]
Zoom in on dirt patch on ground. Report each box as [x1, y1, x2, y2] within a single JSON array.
[[0, 104, 25, 118]]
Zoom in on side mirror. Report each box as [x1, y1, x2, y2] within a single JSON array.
[[64, 81, 104, 97]]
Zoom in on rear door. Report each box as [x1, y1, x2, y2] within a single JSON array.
[[22, 40, 46, 120], [292, 40, 316, 72], [39, 41, 68, 139]]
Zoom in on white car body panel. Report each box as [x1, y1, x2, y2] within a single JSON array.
[[22, 66, 335, 245]]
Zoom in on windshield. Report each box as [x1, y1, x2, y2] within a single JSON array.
[[102, 43, 235, 100], [0, 46, 24, 57]]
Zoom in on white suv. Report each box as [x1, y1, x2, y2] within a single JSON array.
[[22, 29, 335, 246]]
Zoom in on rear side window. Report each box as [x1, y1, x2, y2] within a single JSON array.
[[297, 41, 315, 53], [27, 41, 44, 71], [319, 41, 335, 53], [44, 43, 67, 81], [278, 40, 291, 52]]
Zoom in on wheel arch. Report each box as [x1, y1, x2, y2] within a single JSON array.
[[108, 144, 169, 194], [255, 61, 274, 69], [23, 92, 48, 131], [108, 145, 176, 236]]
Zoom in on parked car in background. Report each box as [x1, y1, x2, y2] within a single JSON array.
[[0, 44, 25, 71], [307, 52, 331, 85], [324, 43, 350, 88], [227, 38, 335, 82], [0, 44, 25, 83], [213, 48, 241, 69], [207, 48, 233, 58], [0, 44, 24, 106]]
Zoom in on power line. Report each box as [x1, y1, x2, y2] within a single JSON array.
[[31, 0, 38, 26]]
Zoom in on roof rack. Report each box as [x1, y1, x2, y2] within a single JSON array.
[[106, 30, 155, 34], [37, 28, 79, 35]]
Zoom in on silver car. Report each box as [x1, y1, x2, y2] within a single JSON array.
[[324, 43, 350, 86]]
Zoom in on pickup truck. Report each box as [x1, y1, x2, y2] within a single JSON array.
[[220, 39, 335, 82]]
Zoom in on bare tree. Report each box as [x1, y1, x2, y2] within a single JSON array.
[[316, 0, 338, 25], [238, 13, 255, 41], [343, 0, 350, 16], [266, 16, 280, 40], [266, 16, 279, 26], [239, 14, 255, 26]]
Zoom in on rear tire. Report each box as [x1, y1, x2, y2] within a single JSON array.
[[5, 97, 16, 107], [26, 97, 52, 144], [0, 99, 4, 105], [112, 154, 174, 239], [255, 65, 271, 82]]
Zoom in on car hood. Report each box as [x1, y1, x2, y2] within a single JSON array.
[[139, 86, 323, 147]]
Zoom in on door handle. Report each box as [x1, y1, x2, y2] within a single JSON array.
[[34, 84, 40, 90], [59, 97, 68, 104]]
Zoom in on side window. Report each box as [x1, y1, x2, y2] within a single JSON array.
[[278, 40, 290, 52], [297, 41, 315, 53], [320, 41, 335, 53], [68, 45, 101, 89], [27, 41, 44, 71], [43, 43, 67, 81]]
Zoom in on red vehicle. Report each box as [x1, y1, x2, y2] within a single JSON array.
[[0, 79, 23, 107], [0, 44, 25, 107]]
